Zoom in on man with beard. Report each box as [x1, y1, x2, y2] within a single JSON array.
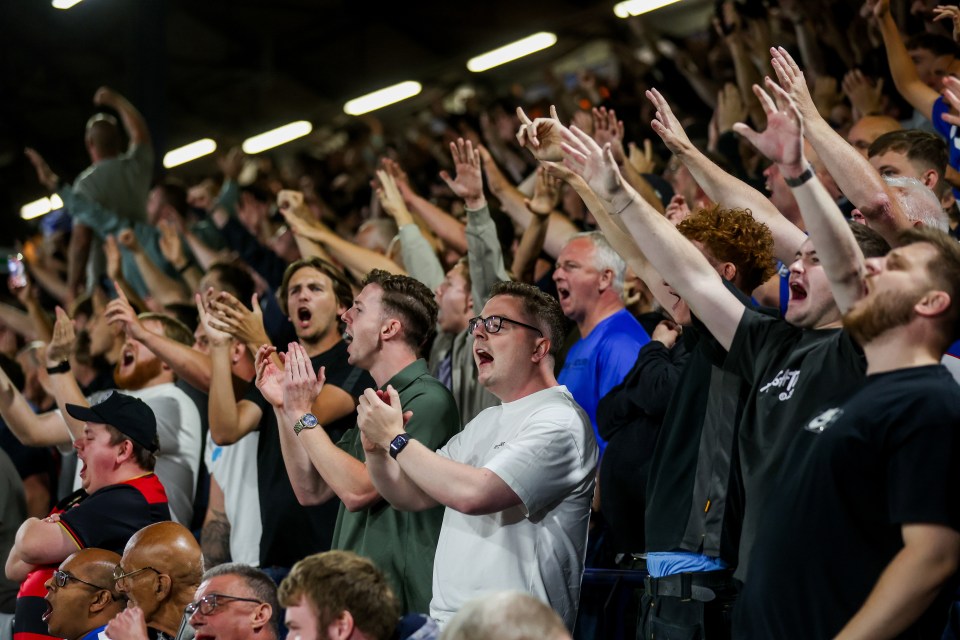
[[206, 257, 375, 579], [5, 392, 170, 640], [730, 80, 960, 640], [41, 549, 124, 640], [0, 307, 201, 526]]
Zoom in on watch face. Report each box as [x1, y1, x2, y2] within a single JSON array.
[[302, 413, 319, 427]]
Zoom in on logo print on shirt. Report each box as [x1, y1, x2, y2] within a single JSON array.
[[493, 441, 506, 449], [804, 408, 843, 433], [759, 368, 801, 401]]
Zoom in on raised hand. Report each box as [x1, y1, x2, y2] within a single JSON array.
[[255, 345, 285, 409], [282, 342, 325, 419], [941, 76, 960, 126], [516, 105, 565, 162], [715, 83, 748, 134], [277, 190, 309, 220], [93, 86, 120, 108], [591, 107, 627, 165], [733, 79, 805, 172], [218, 147, 245, 181], [934, 5, 960, 43], [841, 70, 884, 118], [104, 235, 123, 282], [627, 139, 656, 174], [375, 169, 414, 226], [769, 46, 819, 121], [45, 307, 77, 366], [195, 292, 231, 346], [207, 290, 268, 348], [646, 88, 695, 157], [157, 219, 187, 270], [439, 138, 485, 208], [104, 282, 146, 340], [559, 125, 628, 205], [476, 145, 513, 196], [525, 166, 562, 217], [24, 148, 59, 191], [380, 158, 417, 202]]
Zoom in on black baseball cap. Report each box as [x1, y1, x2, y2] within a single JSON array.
[[66, 391, 159, 452]]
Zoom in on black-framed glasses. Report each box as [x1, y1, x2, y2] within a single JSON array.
[[113, 565, 160, 587], [52, 569, 111, 592], [468, 315, 543, 337], [185, 593, 264, 617]]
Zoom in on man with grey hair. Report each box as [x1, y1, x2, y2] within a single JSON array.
[[186, 563, 280, 640], [440, 592, 571, 640], [883, 175, 950, 232], [553, 230, 649, 453]]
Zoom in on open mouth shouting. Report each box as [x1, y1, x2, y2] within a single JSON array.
[[41, 595, 53, 623], [474, 346, 494, 369], [295, 306, 313, 330], [789, 280, 808, 303]]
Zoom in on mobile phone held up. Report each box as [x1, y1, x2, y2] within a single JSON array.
[[8, 254, 26, 289]]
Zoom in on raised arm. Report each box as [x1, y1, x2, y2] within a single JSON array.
[[93, 87, 151, 148], [42, 307, 94, 439], [116, 230, 190, 306], [770, 46, 912, 245], [376, 170, 445, 290], [511, 168, 559, 283], [734, 80, 867, 314], [203, 296, 263, 446], [646, 88, 807, 263], [0, 346, 72, 448], [560, 124, 746, 351], [871, 0, 940, 120]]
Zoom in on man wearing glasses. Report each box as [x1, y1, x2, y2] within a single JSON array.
[[7, 392, 170, 640], [108, 522, 202, 640], [42, 549, 124, 640], [357, 281, 597, 630], [185, 564, 279, 640]]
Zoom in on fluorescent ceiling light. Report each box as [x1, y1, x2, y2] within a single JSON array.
[[21, 195, 64, 221], [614, 0, 681, 18], [343, 81, 423, 116], [467, 32, 557, 73], [163, 139, 217, 169], [242, 121, 313, 154], [52, 0, 83, 8]]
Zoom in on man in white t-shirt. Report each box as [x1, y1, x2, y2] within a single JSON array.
[[356, 281, 597, 630]]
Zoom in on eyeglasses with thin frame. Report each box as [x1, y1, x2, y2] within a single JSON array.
[[185, 593, 264, 617], [113, 565, 160, 588], [52, 569, 112, 592], [468, 315, 543, 337]]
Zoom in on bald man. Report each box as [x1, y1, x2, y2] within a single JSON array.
[[109, 522, 202, 640], [43, 549, 123, 640]]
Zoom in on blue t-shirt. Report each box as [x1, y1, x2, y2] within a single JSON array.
[[558, 308, 649, 454], [931, 96, 960, 199]]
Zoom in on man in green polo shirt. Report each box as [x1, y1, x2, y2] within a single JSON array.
[[259, 269, 460, 614]]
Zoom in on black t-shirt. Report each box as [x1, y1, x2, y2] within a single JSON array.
[[724, 309, 866, 579], [244, 340, 374, 568], [735, 365, 960, 639], [597, 338, 690, 553]]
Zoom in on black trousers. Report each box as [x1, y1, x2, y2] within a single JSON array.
[[636, 580, 739, 640]]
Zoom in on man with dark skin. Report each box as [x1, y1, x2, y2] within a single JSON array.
[[107, 522, 203, 640], [43, 549, 124, 640]]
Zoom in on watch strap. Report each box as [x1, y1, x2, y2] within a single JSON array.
[[783, 164, 815, 187], [389, 433, 411, 459], [46, 361, 71, 375]]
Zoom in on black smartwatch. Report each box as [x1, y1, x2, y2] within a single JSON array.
[[389, 433, 411, 459], [784, 164, 815, 187]]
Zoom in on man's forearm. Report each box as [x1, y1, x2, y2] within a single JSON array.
[[139, 331, 214, 392], [803, 117, 908, 245], [273, 406, 333, 506], [47, 371, 91, 440], [679, 146, 806, 263], [113, 95, 151, 147], [406, 193, 468, 254], [293, 422, 377, 511], [131, 252, 189, 305], [208, 345, 244, 445], [879, 13, 937, 119], [365, 448, 437, 511], [67, 224, 93, 298], [0, 384, 71, 447], [835, 536, 959, 639]]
